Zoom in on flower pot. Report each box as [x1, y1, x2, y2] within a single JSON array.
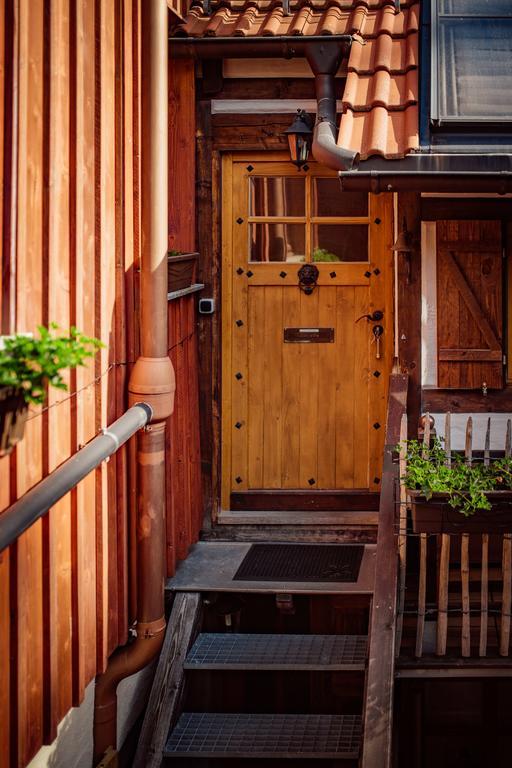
[[409, 490, 512, 534], [0, 387, 29, 457], [167, 252, 198, 292]]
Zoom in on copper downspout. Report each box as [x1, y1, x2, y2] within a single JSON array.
[[93, 0, 175, 763]]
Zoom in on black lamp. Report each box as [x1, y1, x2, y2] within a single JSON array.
[[284, 109, 314, 169]]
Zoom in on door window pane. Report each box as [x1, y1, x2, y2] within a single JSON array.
[[313, 179, 368, 217], [312, 225, 368, 263], [250, 223, 306, 263], [249, 177, 305, 217]]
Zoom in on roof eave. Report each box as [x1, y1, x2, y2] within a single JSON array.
[[339, 153, 512, 193]]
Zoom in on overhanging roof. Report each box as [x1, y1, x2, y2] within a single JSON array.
[[172, 0, 420, 161]]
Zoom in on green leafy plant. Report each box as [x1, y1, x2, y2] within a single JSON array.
[[312, 247, 338, 263], [0, 324, 103, 405], [401, 437, 512, 517]]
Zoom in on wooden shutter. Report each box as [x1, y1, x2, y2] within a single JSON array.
[[437, 220, 503, 389]]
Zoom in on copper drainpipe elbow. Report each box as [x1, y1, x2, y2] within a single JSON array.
[[92, 618, 166, 765]]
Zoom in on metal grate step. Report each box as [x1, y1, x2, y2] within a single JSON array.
[[184, 633, 368, 671], [164, 713, 362, 759]]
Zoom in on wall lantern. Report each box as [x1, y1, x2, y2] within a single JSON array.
[[284, 109, 314, 169], [391, 217, 414, 284]]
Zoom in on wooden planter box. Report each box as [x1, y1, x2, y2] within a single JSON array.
[[409, 490, 512, 534], [0, 387, 29, 457], [167, 252, 198, 292]]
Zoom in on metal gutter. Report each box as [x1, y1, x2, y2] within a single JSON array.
[[0, 404, 152, 554], [169, 35, 353, 59], [339, 154, 512, 193], [169, 35, 358, 171]]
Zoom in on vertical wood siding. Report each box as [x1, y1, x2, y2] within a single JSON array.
[[167, 296, 203, 574], [0, 2, 143, 765], [167, 60, 202, 573]]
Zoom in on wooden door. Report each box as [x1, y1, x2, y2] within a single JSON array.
[[221, 156, 393, 510], [437, 220, 504, 389]]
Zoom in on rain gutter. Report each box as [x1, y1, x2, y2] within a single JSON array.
[[339, 153, 512, 193], [170, 35, 359, 171]]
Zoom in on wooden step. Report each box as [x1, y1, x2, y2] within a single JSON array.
[[166, 542, 376, 594], [164, 713, 362, 760], [184, 633, 368, 671]]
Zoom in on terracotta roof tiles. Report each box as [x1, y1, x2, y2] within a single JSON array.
[[173, 0, 420, 160]]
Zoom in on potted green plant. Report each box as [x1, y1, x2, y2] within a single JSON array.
[[402, 438, 512, 534], [167, 250, 199, 292], [0, 324, 102, 456], [312, 247, 338, 263]]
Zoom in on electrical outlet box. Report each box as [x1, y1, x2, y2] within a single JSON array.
[[199, 298, 215, 315]]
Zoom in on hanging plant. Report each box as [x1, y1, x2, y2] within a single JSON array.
[[0, 324, 102, 456], [401, 438, 512, 533]]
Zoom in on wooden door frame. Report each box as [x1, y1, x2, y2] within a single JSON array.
[[220, 152, 395, 514]]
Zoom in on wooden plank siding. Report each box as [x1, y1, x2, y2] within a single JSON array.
[[167, 295, 203, 571], [0, 4, 199, 766]]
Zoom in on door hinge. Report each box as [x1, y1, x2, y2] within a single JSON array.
[[503, 354, 507, 366]]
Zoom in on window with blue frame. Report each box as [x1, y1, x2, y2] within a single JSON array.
[[431, 0, 512, 125]]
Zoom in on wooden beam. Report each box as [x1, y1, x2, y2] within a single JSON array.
[[362, 373, 408, 768], [422, 387, 512, 413], [439, 349, 503, 362], [396, 193, 421, 439], [133, 592, 202, 768]]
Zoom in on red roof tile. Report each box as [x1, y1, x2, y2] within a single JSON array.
[[173, 0, 420, 160]]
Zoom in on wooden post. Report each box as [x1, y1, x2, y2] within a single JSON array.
[[437, 413, 451, 656], [461, 417, 473, 657], [461, 534, 471, 657], [415, 414, 430, 658], [133, 592, 203, 768], [479, 419, 491, 657], [501, 536, 512, 657], [396, 413, 408, 657], [501, 420, 512, 657]]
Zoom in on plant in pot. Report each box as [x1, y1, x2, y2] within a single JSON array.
[[401, 437, 512, 533], [312, 247, 338, 263], [167, 249, 199, 292], [0, 324, 102, 456]]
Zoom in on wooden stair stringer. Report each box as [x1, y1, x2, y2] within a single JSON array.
[[132, 591, 202, 768]]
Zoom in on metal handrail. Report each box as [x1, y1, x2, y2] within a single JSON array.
[[0, 402, 152, 553]]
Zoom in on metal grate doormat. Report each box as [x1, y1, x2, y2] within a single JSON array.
[[233, 544, 364, 583]]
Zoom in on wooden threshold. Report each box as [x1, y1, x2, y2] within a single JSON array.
[[218, 510, 378, 526], [396, 657, 512, 678], [204, 525, 377, 544], [230, 491, 380, 512]]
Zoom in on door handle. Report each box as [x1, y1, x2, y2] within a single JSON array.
[[355, 310, 384, 323]]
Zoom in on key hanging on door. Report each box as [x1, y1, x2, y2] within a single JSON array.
[[372, 325, 384, 359]]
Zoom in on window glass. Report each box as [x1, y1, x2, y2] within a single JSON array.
[[313, 179, 368, 217], [250, 223, 306, 263], [249, 177, 305, 217], [438, 19, 512, 118], [312, 225, 368, 263], [439, 0, 512, 13]]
